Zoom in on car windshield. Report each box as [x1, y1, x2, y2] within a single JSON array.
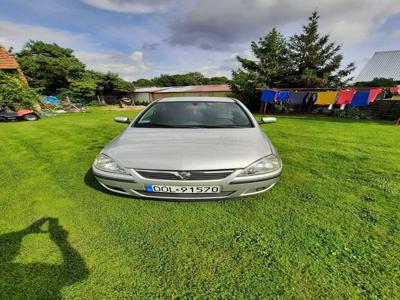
[[134, 101, 253, 128]]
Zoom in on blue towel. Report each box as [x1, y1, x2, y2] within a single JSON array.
[[260, 90, 277, 103], [41, 96, 60, 105], [276, 90, 289, 102], [287, 91, 307, 105], [351, 91, 369, 107]]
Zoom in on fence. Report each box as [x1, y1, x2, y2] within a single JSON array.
[[359, 100, 400, 120]]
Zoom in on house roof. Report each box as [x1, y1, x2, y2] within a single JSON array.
[[152, 84, 231, 94], [134, 87, 168, 93], [355, 50, 400, 82], [187, 84, 231, 92], [0, 46, 19, 69]]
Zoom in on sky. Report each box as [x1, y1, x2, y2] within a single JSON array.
[[0, 0, 399, 81]]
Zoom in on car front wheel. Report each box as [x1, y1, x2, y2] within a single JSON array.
[[23, 114, 39, 121]]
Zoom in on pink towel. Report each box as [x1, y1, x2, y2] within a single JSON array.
[[336, 90, 355, 105], [368, 88, 382, 103], [389, 87, 400, 95]]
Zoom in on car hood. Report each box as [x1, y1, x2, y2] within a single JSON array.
[[103, 128, 273, 170]]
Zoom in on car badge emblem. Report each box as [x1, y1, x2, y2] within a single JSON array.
[[177, 171, 191, 180]]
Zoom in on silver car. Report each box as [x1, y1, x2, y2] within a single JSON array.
[[92, 97, 282, 200]]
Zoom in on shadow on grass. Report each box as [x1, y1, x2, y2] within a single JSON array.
[[0, 218, 89, 299]]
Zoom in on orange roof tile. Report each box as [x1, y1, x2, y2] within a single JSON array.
[[0, 47, 19, 69]]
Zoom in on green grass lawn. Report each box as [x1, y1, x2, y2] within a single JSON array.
[[0, 109, 399, 299]]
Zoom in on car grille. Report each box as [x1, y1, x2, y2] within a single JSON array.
[[135, 191, 234, 199], [135, 169, 234, 181]]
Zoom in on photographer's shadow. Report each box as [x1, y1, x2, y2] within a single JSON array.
[[0, 217, 89, 299]]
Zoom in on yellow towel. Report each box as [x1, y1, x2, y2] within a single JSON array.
[[315, 91, 337, 105]]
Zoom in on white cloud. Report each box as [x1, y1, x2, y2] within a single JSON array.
[[77, 51, 152, 80], [81, 0, 174, 13], [0, 20, 94, 51], [130, 51, 143, 61]]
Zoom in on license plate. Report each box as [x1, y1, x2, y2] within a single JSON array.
[[145, 185, 220, 194]]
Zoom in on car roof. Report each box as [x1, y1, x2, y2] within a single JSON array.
[[156, 97, 236, 103]]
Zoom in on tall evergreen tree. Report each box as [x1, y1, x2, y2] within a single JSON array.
[[236, 28, 290, 87], [231, 28, 289, 109], [288, 11, 355, 87]]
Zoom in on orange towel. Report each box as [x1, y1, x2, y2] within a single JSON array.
[[315, 91, 337, 105]]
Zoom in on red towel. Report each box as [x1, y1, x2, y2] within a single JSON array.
[[368, 88, 382, 103], [389, 87, 400, 95], [336, 90, 355, 105]]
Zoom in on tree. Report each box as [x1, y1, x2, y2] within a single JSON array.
[[230, 70, 261, 110], [206, 76, 231, 85], [15, 41, 135, 103], [133, 78, 155, 87], [236, 28, 290, 87], [16, 41, 86, 95], [355, 77, 398, 87], [231, 27, 289, 108], [135, 72, 230, 87], [0, 71, 40, 109], [96, 72, 135, 96], [288, 11, 355, 87]]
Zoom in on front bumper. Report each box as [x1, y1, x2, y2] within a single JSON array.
[[92, 166, 281, 200]]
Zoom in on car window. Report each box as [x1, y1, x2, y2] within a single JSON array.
[[134, 101, 253, 128]]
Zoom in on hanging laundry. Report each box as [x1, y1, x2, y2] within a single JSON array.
[[276, 90, 289, 103], [260, 90, 277, 103], [351, 91, 370, 107], [368, 88, 382, 103], [287, 91, 307, 105], [389, 87, 400, 95], [315, 91, 337, 105], [336, 90, 356, 105]]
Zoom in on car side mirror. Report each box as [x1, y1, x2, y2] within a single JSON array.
[[114, 116, 130, 124], [258, 117, 277, 124]]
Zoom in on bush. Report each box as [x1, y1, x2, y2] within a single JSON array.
[[0, 71, 40, 109]]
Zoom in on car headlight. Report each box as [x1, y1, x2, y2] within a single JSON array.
[[94, 153, 127, 174], [237, 155, 281, 177]]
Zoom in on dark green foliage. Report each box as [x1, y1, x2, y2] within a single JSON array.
[[230, 70, 261, 110], [288, 12, 355, 87], [355, 77, 398, 87], [237, 28, 290, 88], [133, 78, 155, 87], [133, 72, 231, 87], [16, 41, 86, 95], [96, 71, 135, 96], [232, 27, 288, 110], [0, 70, 40, 109], [15, 41, 134, 103]]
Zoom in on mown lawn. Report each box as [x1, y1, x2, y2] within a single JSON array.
[[0, 109, 399, 299]]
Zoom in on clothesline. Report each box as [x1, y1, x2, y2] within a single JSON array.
[[256, 86, 398, 91], [259, 87, 400, 111]]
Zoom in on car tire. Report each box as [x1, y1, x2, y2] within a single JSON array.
[[23, 114, 39, 121], [0, 117, 6, 122]]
